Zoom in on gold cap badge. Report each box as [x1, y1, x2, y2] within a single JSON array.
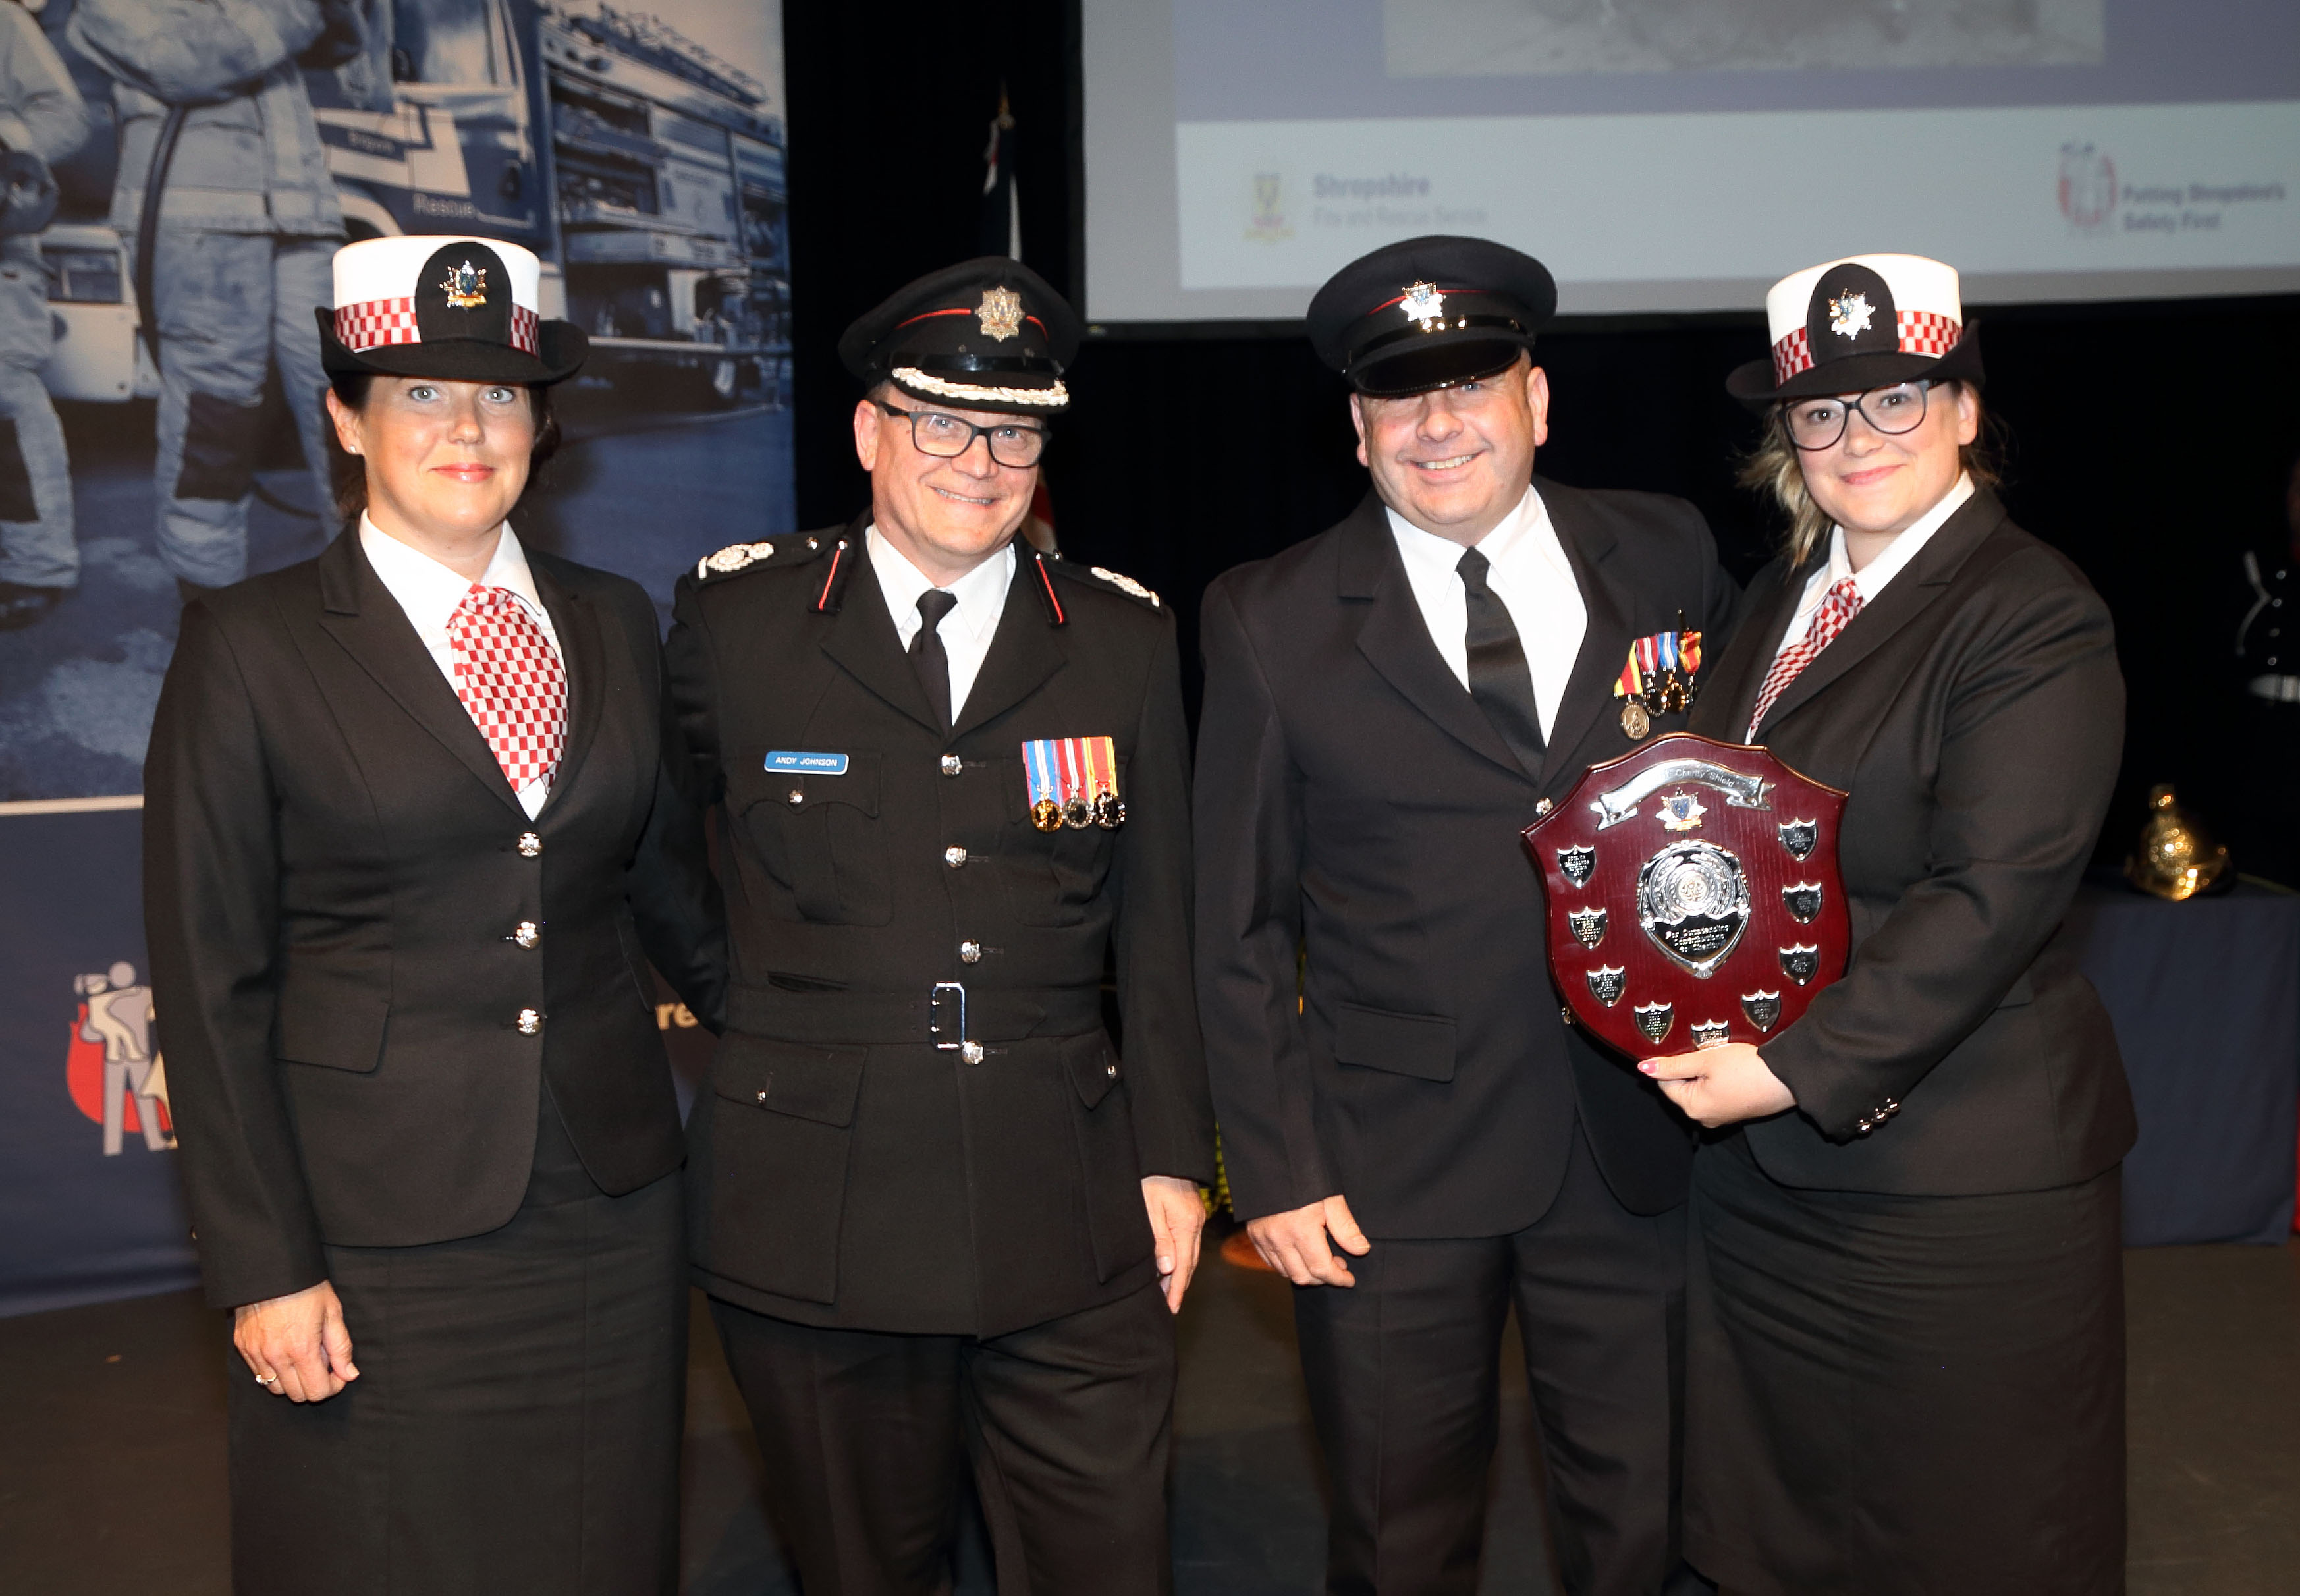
[[977, 285, 1024, 341]]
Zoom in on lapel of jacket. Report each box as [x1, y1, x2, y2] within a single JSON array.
[[528, 552, 609, 814], [1751, 489, 2011, 739], [1340, 491, 1527, 780], [1701, 561, 1807, 741], [1533, 479, 1633, 790], [817, 532, 945, 738], [314, 528, 526, 817], [951, 550, 1065, 740]]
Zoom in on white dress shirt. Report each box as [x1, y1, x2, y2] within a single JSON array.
[[867, 524, 1015, 723], [1386, 485, 1587, 738], [359, 514, 563, 819], [1766, 472, 1976, 665]]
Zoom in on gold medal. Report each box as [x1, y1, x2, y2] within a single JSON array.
[[1093, 790, 1126, 829], [1062, 794, 1093, 829], [1619, 700, 1651, 740], [1031, 797, 1064, 833]]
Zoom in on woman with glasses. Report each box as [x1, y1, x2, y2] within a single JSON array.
[[1641, 254, 2133, 1595]]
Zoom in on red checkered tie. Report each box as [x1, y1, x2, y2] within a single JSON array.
[[1747, 576, 1863, 739], [447, 584, 566, 789]]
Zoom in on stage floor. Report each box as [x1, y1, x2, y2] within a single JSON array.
[[3, 1231, 2293, 1593]]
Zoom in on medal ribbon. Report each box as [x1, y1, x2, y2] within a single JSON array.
[[1612, 630, 1703, 700], [1082, 736, 1118, 799], [1022, 738, 1062, 811]]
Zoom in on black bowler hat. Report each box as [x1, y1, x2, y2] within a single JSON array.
[[1306, 235, 1556, 397], [1726, 252, 1984, 408], [316, 236, 588, 385], [839, 257, 1082, 416]]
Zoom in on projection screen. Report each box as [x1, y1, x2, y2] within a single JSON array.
[[1082, 0, 2300, 323]]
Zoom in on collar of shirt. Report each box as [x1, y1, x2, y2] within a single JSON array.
[[1384, 484, 1589, 735], [1776, 472, 1977, 655], [358, 514, 562, 817]]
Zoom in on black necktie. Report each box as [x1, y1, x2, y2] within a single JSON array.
[[1456, 546, 1545, 775], [910, 588, 959, 732]]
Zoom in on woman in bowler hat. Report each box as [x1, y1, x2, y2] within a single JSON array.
[[142, 234, 723, 1593], [1641, 253, 2133, 1594]]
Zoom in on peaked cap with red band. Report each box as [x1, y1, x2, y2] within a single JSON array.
[[838, 256, 1082, 417], [317, 235, 587, 384], [1307, 235, 1556, 397], [1727, 252, 1983, 408]]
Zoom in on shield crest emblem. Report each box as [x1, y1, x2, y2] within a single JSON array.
[[1523, 732, 1849, 1059]]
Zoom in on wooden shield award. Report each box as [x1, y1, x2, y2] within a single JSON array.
[[1522, 732, 1849, 1058]]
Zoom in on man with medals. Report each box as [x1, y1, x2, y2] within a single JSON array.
[[666, 258, 1212, 1594], [1193, 236, 1737, 1595]]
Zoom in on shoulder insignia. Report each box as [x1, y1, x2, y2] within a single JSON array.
[[1089, 566, 1161, 607], [1045, 553, 1161, 609], [690, 535, 833, 585]]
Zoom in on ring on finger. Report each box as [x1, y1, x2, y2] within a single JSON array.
[[256, 1371, 280, 1386]]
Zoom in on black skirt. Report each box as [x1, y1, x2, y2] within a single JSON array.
[[1684, 1134, 2124, 1596], [225, 1136, 686, 1596]]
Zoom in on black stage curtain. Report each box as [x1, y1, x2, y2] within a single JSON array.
[[784, 5, 2300, 860]]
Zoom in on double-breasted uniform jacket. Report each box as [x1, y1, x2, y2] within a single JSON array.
[[667, 522, 1215, 1337], [1196, 482, 1739, 1236], [1687, 488, 2137, 1192], [143, 530, 726, 1311]]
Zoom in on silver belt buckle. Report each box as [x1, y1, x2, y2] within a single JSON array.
[[929, 983, 984, 1064]]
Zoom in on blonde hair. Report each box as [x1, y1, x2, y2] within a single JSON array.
[[1740, 381, 2001, 565]]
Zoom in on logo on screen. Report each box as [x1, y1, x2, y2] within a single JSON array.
[[66, 962, 174, 1157], [2059, 143, 2116, 232], [1246, 173, 1292, 243]]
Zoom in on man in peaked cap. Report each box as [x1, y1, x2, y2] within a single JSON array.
[[1195, 236, 1736, 1595], [667, 257, 1215, 1593]]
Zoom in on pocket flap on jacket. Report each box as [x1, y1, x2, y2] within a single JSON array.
[[1062, 1032, 1119, 1109], [743, 752, 882, 818], [275, 987, 388, 1072], [1331, 1003, 1456, 1082], [712, 1035, 867, 1126]]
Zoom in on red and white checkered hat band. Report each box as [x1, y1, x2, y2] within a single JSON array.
[[1770, 310, 1963, 385], [335, 298, 418, 352], [332, 298, 541, 356]]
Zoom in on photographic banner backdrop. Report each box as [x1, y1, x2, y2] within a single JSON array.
[[0, 0, 790, 1318]]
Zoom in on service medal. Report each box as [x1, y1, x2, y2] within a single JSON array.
[[1612, 624, 1705, 730], [1031, 798, 1063, 833], [1022, 734, 1123, 834], [1619, 701, 1651, 740], [1093, 791, 1126, 829]]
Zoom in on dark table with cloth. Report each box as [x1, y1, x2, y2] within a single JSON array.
[[2067, 877, 2300, 1246]]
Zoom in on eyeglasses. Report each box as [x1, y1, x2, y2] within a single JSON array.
[[877, 402, 1047, 468], [1780, 381, 1932, 451]]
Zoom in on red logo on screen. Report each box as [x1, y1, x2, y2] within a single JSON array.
[[2060, 143, 2116, 231], [66, 962, 175, 1156]]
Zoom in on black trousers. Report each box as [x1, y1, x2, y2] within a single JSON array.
[[1292, 1125, 1697, 1596], [1684, 1134, 2125, 1596], [709, 1280, 1176, 1596]]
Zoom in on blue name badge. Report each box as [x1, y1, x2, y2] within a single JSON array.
[[765, 750, 850, 776]]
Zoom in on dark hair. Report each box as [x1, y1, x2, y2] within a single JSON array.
[[325, 373, 561, 530], [1740, 381, 2005, 563]]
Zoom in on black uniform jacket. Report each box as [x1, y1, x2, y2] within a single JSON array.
[[1689, 489, 2137, 1196], [1195, 482, 1738, 1237], [144, 530, 726, 1311], [666, 523, 1215, 1337]]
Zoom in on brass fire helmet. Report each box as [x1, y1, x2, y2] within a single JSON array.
[[2125, 783, 2232, 901]]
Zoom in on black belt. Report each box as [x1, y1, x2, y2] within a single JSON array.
[[726, 981, 1103, 1051]]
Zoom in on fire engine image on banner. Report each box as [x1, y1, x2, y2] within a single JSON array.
[[1524, 732, 1851, 1060]]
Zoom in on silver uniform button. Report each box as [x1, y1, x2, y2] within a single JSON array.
[[944, 845, 968, 867], [755, 1089, 769, 1105], [960, 940, 982, 964], [1535, 797, 1554, 817], [941, 754, 963, 777], [1105, 1062, 1119, 1079], [517, 832, 541, 857], [514, 921, 541, 949], [786, 788, 804, 806], [960, 1040, 985, 1065], [516, 1008, 542, 1035]]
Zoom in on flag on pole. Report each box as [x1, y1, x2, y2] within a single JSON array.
[[981, 85, 1020, 260]]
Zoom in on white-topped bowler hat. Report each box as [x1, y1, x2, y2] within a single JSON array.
[[316, 235, 587, 384], [1726, 252, 1983, 408]]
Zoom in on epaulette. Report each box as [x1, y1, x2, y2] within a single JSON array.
[[1043, 551, 1162, 610], [689, 534, 833, 586]]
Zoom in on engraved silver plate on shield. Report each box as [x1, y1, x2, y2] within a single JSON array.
[[1632, 1000, 1674, 1043], [1585, 966, 1627, 1006], [1691, 1019, 1731, 1049], [1780, 945, 1821, 986], [1589, 757, 1773, 832], [1741, 991, 1782, 1031], [1778, 819, 1818, 860], [1557, 845, 1597, 888], [1782, 882, 1824, 923], [1635, 840, 1750, 977], [1568, 906, 1608, 949]]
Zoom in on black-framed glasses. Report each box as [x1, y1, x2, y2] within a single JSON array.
[[1781, 381, 1932, 451], [877, 401, 1047, 468]]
